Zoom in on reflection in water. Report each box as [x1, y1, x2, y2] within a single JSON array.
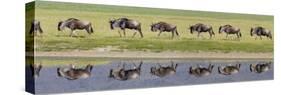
[[29, 59, 273, 94]]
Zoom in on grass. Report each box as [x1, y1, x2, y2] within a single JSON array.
[[26, 1, 274, 53]]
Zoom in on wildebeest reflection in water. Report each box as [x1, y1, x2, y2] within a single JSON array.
[[109, 61, 143, 80], [218, 64, 241, 75], [189, 64, 214, 77], [150, 61, 178, 77], [57, 64, 93, 80], [30, 63, 43, 78], [32, 60, 273, 94], [250, 62, 272, 73]]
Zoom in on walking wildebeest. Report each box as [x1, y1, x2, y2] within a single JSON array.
[[150, 61, 178, 77], [218, 64, 241, 75], [219, 25, 242, 39], [58, 18, 94, 37], [109, 61, 143, 81], [250, 62, 272, 73], [189, 64, 214, 77], [29, 20, 43, 36], [250, 26, 272, 40], [151, 22, 179, 39], [57, 64, 93, 80], [189, 23, 215, 39], [30, 63, 42, 78], [109, 18, 143, 38]]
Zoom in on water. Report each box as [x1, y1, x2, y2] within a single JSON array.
[[27, 60, 273, 94]]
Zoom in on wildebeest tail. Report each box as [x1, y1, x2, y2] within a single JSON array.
[[239, 32, 242, 37], [38, 22, 43, 34], [218, 67, 222, 74], [175, 27, 180, 36], [250, 28, 253, 36], [58, 21, 63, 31], [29, 22, 34, 35], [109, 69, 113, 78], [90, 25, 94, 33], [138, 24, 144, 38], [211, 27, 215, 36]]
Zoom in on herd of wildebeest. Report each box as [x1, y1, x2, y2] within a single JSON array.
[[29, 17, 273, 39], [29, 61, 272, 80], [28, 17, 273, 80]]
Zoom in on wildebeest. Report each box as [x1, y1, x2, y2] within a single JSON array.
[[250, 62, 272, 73], [219, 25, 242, 39], [189, 64, 214, 77], [30, 63, 42, 78], [109, 61, 143, 81], [150, 61, 178, 77], [151, 22, 179, 39], [218, 64, 241, 75], [29, 20, 43, 36], [189, 23, 215, 39], [58, 18, 94, 37], [250, 26, 272, 40], [109, 18, 143, 38], [57, 64, 93, 80]]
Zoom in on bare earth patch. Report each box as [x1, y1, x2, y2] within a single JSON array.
[[30, 49, 273, 59]]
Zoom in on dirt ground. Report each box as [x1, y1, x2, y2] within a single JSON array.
[[30, 50, 273, 59]]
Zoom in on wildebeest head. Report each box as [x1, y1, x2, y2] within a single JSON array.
[[30, 63, 42, 78], [86, 24, 94, 34], [133, 61, 143, 72], [109, 19, 116, 30], [250, 27, 254, 36], [85, 64, 93, 72], [206, 64, 214, 73], [219, 25, 233, 34], [150, 23, 158, 32], [190, 25, 195, 34], [150, 67, 157, 75], [218, 26, 224, 34], [266, 31, 272, 39], [58, 21, 64, 31], [236, 64, 241, 69]]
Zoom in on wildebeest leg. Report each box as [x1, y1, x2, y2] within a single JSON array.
[[132, 32, 137, 38], [158, 31, 162, 37], [255, 36, 257, 40], [236, 33, 240, 39], [197, 32, 200, 38], [172, 31, 175, 39], [69, 30, 74, 37], [260, 36, 262, 40], [208, 31, 212, 39], [225, 34, 228, 39], [118, 30, 122, 37], [123, 29, 126, 37], [34, 31, 37, 36]]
